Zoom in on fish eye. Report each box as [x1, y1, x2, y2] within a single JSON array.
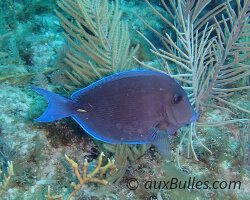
[[172, 94, 183, 104]]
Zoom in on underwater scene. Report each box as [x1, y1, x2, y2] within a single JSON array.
[[0, 0, 249, 199]]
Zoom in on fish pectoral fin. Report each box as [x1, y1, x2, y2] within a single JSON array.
[[77, 108, 87, 113], [149, 127, 171, 160]]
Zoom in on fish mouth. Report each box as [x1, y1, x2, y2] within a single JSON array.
[[189, 111, 198, 123]]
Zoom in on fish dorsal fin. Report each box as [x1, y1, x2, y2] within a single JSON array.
[[149, 125, 171, 160], [71, 70, 169, 100]]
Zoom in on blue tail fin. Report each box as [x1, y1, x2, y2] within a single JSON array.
[[31, 87, 74, 122]]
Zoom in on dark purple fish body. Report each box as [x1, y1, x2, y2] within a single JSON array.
[[31, 70, 197, 157]]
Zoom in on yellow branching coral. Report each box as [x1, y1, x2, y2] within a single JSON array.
[[65, 152, 116, 199], [45, 186, 63, 200], [0, 161, 14, 197], [46, 152, 116, 200]]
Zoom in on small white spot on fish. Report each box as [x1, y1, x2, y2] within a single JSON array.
[[137, 128, 143, 134], [116, 123, 122, 130]]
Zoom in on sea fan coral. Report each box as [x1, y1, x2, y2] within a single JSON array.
[[136, 0, 249, 160], [55, 0, 139, 89]]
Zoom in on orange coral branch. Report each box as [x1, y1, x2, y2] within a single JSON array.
[[46, 152, 116, 200]]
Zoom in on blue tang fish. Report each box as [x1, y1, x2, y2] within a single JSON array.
[[31, 70, 197, 157]]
